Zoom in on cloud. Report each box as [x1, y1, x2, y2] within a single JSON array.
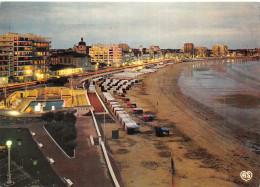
[[0, 2, 259, 49]]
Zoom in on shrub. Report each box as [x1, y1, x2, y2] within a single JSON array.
[[54, 111, 64, 122], [65, 140, 77, 150], [64, 112, 76, 123], [41, 112, 54, 122], [44, 111, 77, 157]]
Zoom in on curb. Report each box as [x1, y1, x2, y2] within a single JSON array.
[[43, 125, 75, 159]]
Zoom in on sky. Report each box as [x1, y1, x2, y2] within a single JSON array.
[[0, 2, 259, 49]]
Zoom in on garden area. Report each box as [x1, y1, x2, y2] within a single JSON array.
[[0, 128, 66, 186], [41, 111, 77, 157]]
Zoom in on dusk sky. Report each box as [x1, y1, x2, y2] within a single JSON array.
[[0, 2, 259, 49]]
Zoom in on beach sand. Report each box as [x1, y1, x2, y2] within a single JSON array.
[[103, 62, 259, 187]]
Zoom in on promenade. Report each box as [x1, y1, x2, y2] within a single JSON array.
[[28, 116, 113, 187]]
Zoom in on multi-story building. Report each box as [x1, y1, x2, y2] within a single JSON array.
[[219, 45, 228, 56], [148, 46, 161, 58], [195, 46, 208, 57], [0, 32, 51, 83], [0, 49, 12, 84], [89, 44, 122, 67], [212, 45, 220, 56], [154, 51, 162, 59], [212, 45, 228, 57], [183, 43, 194, 57], [139, 45, 143, 53], [140, 53, 151, 62], [122, 52, 135, 64], [50, 51, 92, 71], [149, 46, 160, 52], [118, 43, 130, 53], [73, 37, 87, 54]]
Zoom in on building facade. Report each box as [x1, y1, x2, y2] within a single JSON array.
[[212, 45, 228, 57], [50, 51, 92, 71], [0, 32, 51, 83], [73, 37, 87, 54], [212, 45, 220, 56], [122, 52, 135, 64], [219, 45, 228, 56], [183, 43, 194, 57], [195, 46, 208, 57], [0, 50, 12, 79], [89, 44, 122, 67], [118, 43, 130, 53]]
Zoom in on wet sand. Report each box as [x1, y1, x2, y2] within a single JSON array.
[[104, 62, 259, 187]]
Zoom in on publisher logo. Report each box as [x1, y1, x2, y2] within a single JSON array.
[[240, 171, 253, 182]]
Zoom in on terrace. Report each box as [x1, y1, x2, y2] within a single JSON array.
[[0, 87, 90, 114]]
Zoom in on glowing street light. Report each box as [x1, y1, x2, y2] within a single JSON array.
[[25, 69, 33, 93], [5, 140, 14, 185]]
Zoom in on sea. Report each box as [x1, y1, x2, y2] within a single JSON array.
[[179, 59, 260, 135]]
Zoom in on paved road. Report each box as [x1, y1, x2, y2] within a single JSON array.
[[28, 116, 113, 187]]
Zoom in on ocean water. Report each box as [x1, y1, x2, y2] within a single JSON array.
[[179, 59, 260, 133]]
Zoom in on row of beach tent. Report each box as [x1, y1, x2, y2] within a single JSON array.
[[103, 92, 140, 134], [99, 78, 138, 94], [112, 68, 157, 78], [88, 77, 103, 92]]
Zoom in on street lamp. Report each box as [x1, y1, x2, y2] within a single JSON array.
[[25, 69, 32, 93], [5, 140, 14, 186]]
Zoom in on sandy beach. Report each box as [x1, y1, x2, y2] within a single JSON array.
[[103, 62, 259, 187]]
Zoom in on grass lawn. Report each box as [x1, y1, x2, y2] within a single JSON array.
[[0, 128, 66, 187]]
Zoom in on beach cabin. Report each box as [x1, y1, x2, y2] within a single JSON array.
[[155, 127, 169, 137], [122, 98, 130, 102], [126, 124, 140, 135], [113, 107, 124, 115], [120, 116, 132, 126], [142, 114, 155, 122], [115, 110, 127, 119], [117, 93, 125, 98], [109, 101, 119, 108], [116, 111, 128, 120], [127, 102, 137, 108], [132, 108, 143, 114], [121, 117, 137, 130], [103, 92, 116, 103], [118, 114, 131, 123], [111, 104, 121, 112]]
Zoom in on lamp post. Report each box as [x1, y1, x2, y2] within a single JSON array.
[[25, 69, 32, 93], [5, 140, 14, 186], [8, 53, 13, 81]]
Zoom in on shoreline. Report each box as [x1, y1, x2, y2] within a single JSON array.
[[104, 61, 259, 186]]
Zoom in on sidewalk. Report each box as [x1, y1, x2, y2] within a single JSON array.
[[28, 116, 113, 187]]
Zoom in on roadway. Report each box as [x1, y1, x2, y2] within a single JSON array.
[[0, 59, 172, 93]]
